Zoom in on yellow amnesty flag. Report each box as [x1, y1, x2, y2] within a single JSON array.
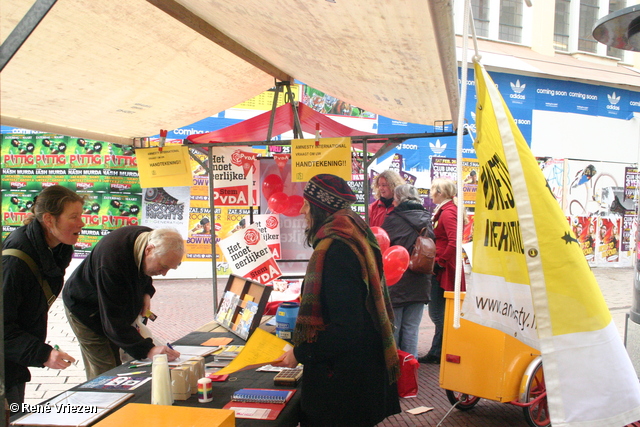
[[462, 62, 640, 427]]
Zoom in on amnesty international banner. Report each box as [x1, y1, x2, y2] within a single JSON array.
[[463, 62, 640, 427], [136, 145, 192, 188], [291, 137, 351, 182]]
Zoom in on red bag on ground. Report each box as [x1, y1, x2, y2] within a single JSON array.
[[397, 350, 420, 398]]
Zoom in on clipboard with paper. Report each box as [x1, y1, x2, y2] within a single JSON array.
[[214, 328, 292, 375]]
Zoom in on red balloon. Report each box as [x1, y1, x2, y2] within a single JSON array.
[[262, 174, 284, 200], [371, 226, 390, 254], [268, 192, 290, 214], [385, 268, 404, 286], [382, 245, 410, 286], [283, 195, 304, 217]]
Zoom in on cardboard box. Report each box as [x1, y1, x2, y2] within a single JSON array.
[[171, 366, 191, 400]]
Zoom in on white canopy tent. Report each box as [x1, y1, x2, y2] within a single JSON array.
[[1, 0, 460, 145]]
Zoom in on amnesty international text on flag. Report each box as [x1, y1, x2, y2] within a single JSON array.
[[462, 61, 640, 427]]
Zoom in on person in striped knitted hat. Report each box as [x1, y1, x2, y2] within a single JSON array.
[[273, 174, 400, 426]]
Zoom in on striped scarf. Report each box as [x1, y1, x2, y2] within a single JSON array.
[[293, 209, 400, 383]]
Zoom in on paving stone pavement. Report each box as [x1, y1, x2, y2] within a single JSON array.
[[24, 267, 637, 426]]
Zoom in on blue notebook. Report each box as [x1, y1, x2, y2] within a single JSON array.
[[231, 388, 294, 404]]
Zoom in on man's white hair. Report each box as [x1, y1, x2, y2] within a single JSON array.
[[148, 228, 185, 257]]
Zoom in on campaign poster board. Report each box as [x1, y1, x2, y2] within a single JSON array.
[[218, 223, 283, 285]]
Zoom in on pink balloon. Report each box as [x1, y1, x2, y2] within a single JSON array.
[[262, 174, 284, 200], [371, 226, 390, 254], [382, 245, 410, 286], [283, 195, 304, 217], [268, 192, 290, 214]]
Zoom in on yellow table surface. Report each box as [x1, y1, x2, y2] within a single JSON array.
[[93, 403, 235, 427]]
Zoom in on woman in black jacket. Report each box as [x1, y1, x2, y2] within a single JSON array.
[[3, 185, 84, 407], [382, 184, 434, 357], [274, 174, 400, 426]]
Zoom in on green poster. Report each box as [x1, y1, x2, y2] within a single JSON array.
[[2, 192, 35, 226], [2, 133, 144, 255], [100, 194, 142, 230]]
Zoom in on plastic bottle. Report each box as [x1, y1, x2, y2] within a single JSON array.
[[151, 354, 174, 405], [276, 301, 300, 342]]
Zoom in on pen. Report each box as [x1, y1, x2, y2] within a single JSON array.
[[118, 371, 147, 376], [167, 342, 174, 350], [129, 362, 152, 368], [54, 345, 60, 351]]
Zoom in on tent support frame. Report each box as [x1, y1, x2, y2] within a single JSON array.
[[0, 0, 58, 72], [183, 111, 457, 314]]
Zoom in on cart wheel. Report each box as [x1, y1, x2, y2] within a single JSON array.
[[522, 362, 550, 427], [445, 390, 480, 411]]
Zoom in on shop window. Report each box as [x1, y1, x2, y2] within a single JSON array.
[[605, 0, 624, 58], [471, 0, 490, 38], [554, 0, 571, 51], [578, 0, 599, 52], [499, 0, 523, 42]]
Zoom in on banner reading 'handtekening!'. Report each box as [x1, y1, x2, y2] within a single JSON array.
[[291, 137, 351, 182]]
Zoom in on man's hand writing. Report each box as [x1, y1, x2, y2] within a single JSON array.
[[147, 345, 180, 361]]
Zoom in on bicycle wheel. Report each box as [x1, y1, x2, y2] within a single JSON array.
[[445, 390, 480, 411], [522, 362, 550, 427]]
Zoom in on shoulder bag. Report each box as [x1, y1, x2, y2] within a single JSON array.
[[3, 248, 56, 308], [395, 211, 436, 275]]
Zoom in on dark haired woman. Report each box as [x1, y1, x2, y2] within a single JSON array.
[[3, 185, 84, 407], [273, 174, 400, 427]]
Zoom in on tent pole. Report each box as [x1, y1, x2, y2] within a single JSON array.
[[363, 139, 370, 223], [0, 0, 57, 72], [206, 147, 219, 313], [266, 82, 284, 142], [285, 84, 303, 139]]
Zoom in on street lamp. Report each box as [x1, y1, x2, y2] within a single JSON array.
[[593, 4, 640, 375], [592, 4, 640, 51]]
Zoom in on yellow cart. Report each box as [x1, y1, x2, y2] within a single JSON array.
[[439, 292, 549, 427]]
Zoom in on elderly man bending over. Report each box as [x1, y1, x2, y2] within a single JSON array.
[[63, 226, 184, 379]]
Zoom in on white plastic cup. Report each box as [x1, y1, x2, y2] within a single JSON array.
[[151, 354, 174, 405]]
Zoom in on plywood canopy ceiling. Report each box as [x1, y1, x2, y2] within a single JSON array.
[[0, 0, 460, 145]]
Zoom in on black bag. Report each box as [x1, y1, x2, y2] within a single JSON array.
[[395, 211, 436, 274]]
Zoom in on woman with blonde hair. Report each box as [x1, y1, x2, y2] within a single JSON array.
[[369, 170, 405, 227], [420, 178, 467, 364]]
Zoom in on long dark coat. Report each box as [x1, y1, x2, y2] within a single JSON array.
[[293, 240, 400, 426], [3, 219, 73, 389], [382, 201, 434, 307]]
